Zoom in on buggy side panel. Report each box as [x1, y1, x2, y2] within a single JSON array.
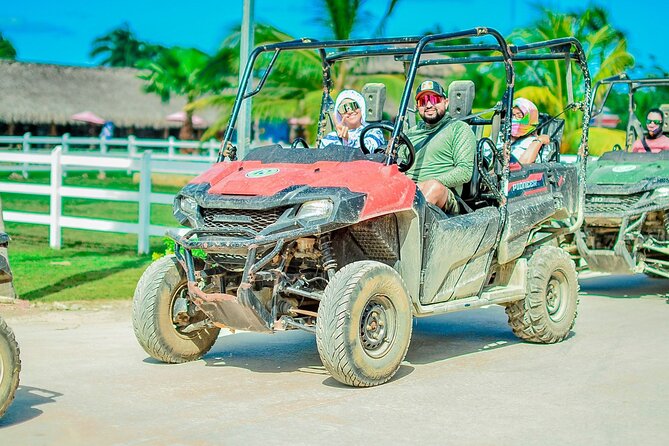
[[498, 163, 578, 264], [421, 206, 500, 304]]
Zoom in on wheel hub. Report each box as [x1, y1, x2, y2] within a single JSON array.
[[546, 274, 566, 322], [359, 294, 396, 358], [361, 303, 387, 350]]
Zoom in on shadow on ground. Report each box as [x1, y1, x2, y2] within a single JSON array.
[[579, 273, 669, 298], [190, 305, 519, 384], [0, 385, 63, 428]]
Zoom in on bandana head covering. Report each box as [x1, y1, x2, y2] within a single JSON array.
[[511, 97, 539, 137], [334, 89, 367, 127]]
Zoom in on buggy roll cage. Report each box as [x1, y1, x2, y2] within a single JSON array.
[[591, 73, 669, 117], [218, 27, 592, 230], [590, 74, 669, 150]]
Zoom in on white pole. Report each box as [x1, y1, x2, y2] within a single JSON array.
[[49, 146, 63, 249], [168, 136, 176, 158], [238, 0, 255, 159], [22, 132, 31, 178], [138, 151, 152, 255]]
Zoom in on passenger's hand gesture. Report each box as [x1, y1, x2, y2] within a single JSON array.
[[336, 124, 349, 141]]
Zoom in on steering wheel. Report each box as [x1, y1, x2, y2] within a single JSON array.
[[477, 137, 497, 172], [290, 137, 309, 148], [359, 123, 416, 172]]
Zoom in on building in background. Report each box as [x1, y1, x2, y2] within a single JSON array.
[[0, 60, 216, 139]]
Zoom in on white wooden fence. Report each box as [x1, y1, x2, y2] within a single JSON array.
[[0, 132, 221, 158], [0, 146, 210, 254]]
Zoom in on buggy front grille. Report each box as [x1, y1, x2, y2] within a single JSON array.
[[200, 206, 291, 234], [585, 193, 643, 214]]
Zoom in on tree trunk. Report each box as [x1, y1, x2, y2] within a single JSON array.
[[178, 107, 196, 154]]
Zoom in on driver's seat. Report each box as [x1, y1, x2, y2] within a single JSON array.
[[448, 81, 480, 210]]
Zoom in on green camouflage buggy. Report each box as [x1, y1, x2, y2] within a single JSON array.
[[571, 75, 669, 278]]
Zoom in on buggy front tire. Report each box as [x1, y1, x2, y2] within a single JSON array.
[[132, 255, 219, 363], [505, 246, 579, 343], [0, 316, 20, 418], [316, 261, 412, 387]]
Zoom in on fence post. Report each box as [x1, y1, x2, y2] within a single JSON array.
[[61, 133, 70, 177], [50, 146, 63, 250], [62, 133, 70, 153], [168, 136, 175, 158], [137, 151, 152, 255], [22, 132, 31, 178], [99, 135, 107, 155], [127, 135, 137, 175]]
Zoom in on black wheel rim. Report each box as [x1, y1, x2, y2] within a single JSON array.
[[546, 271, 568, 322], [359, 294, 397, 358]]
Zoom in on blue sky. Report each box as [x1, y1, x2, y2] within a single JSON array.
[[1, 0, 665, 73]]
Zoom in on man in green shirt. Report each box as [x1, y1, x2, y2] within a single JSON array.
[[405, 80, 476, 214]]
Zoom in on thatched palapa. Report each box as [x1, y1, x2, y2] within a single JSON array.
[[0, 60, 216, 129]]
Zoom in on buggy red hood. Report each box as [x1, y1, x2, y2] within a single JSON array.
[[190, 159, 417, 220]]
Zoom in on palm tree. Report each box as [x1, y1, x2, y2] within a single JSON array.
[[193, 1, 403, 140], [0, 33, 16, 60], [90, 24, 162, 67], [315, 0, 401, 89], [138, 47, 228, 140], [192, 24, 326, 139], [509, 7, 634, 151]]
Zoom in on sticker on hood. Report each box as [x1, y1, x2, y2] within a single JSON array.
[[611, 165, 637, 173], [245, 168, 280, 178]]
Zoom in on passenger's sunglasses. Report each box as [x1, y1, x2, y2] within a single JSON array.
[[647, 119, 663, 126], [338, 101, 360, 115], [417, 93, 444, 108]]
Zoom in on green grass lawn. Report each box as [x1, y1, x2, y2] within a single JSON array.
[[1, 170, 192, 303]]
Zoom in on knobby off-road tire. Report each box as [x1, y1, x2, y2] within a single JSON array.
[[132, 255, 220, 363], [316, 261, 412, 387], [505, 246, 579, 343], [0, 316, 20, 418]]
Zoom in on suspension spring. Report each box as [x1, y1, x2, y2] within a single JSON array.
[[663, 212, 669, 239], [319, 234, 338, 277]]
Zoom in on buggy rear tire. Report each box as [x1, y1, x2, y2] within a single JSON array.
[[0, 316, 20, 418], [316, 261, 412, 387], [132, 255, 219, 363], [505, 246, 579, 343]]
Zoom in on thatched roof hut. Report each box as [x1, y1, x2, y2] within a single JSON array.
[[0, 60, 216, 129]]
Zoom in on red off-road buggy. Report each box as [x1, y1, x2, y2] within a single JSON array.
[[133, 29, 592, 386]]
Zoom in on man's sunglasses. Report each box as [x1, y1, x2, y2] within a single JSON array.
[[647, 119, 663, 126], [417, 93, 444, 108], [338, 101, 360, 115]]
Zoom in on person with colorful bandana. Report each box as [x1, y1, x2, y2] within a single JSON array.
[[319, 89, 385, 151], [509, 97, 550, 163], [404, 80, 476, 214], [632, 108, 669, 152]]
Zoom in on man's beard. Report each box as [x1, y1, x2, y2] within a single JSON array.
[[648, 125, 664, 139], [422, 108, 446, 125]]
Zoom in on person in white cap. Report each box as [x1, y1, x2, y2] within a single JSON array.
[[320, 89, 385, 151]]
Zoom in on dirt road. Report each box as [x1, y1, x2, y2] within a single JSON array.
[[0, 273, 667, 446]]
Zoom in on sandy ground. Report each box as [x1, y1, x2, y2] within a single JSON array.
[[0, 272, 667, 446]]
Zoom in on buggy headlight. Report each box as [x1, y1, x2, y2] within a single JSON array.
[[653, 187, 669, 198], [179, 196, 199, 217], [296, 200, 333, 220]]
